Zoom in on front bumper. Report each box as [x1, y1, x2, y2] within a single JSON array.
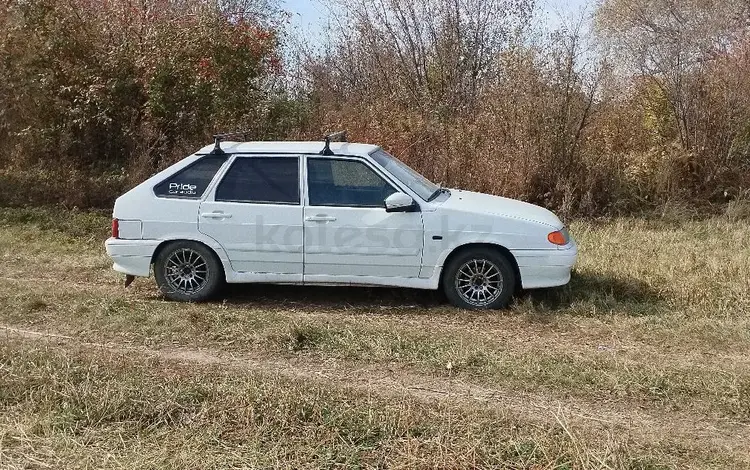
[[105, 238, 161, 277], [512, 240, 578, 290]]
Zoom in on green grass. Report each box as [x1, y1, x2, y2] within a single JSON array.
[[1, 206, 750, 468]]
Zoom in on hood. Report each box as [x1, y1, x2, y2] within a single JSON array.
[[439, 190, 563, 229]]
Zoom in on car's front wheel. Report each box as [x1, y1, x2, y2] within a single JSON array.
[[154, 241, 223, 302], [442, 248, 516, 310]]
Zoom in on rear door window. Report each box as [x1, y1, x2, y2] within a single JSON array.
[[215, 157, 300, 204], [154, 156, 227, 199]]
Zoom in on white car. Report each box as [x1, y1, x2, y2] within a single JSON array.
[[105, 134, 577, 309]]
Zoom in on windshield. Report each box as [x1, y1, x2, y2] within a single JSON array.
[[370, 150, 439, 201]]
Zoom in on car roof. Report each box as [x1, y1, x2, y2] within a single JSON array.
[[196, 141, 381, 156]]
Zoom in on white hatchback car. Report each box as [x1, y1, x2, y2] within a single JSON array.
[[105, 134, 577, 309]]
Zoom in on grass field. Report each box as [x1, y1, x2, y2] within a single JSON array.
[[1, 207, 749, 469]]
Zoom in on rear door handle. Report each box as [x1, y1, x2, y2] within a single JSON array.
[[201, 211, 232, 219], [305, 215, 337, 222]]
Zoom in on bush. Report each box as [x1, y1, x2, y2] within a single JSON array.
[[0, 0, 747, 216], [0, 0, 298, 207]]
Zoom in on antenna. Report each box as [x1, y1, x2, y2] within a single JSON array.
[[210, 130, 253, 155], [320, 131, 348, 156]]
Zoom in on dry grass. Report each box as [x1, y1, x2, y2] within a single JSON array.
[[1, 207, 749, 468], [1, 338, 680, 470]]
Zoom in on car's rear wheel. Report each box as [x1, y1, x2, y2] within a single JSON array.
[[154, 241, 222, 302], [442, 248, 516, 310]]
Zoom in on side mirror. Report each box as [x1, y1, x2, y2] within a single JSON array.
[[384, 192, 418, 213]]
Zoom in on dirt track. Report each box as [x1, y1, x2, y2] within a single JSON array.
[[4, 324, 748, 464]]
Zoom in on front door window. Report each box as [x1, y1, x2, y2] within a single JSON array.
[[307, 158, 397, 207]]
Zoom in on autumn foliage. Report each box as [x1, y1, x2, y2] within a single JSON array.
[[0, 0, 293, 206], [0, 0, 748, 214], [303, 0, 750, 216]]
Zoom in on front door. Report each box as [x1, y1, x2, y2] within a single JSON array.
[[198, 155, 303, 281], [303, 156, 424, 281]]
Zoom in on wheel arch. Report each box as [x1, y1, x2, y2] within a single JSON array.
[[151, 238, 227, 282], [438, 243, 522, 292]]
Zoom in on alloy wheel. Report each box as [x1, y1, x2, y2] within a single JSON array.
[[454, 258, 504, 307], [163, 248, 210, 295]]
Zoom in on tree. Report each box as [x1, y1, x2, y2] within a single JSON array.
[[595, 0, 750, 150], [0, 0, 292, 206]]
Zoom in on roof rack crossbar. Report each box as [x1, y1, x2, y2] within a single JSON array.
[[320, 131, 348, 156], [210, 130, 253, 155]]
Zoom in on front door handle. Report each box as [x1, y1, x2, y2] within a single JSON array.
[[201, 211, 232, 219], [305, 215, 337, 222]]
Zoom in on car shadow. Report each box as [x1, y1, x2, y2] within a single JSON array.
[[220, 283, 445, 311], [518, 270, 665, 316], [210, 271, 663, 316]]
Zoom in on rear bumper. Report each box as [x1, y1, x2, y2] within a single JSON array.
[[512, 242, 578, 290], [105, 238, 161, 277]]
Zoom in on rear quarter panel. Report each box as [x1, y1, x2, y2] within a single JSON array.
[[111, 153, 232, 276]]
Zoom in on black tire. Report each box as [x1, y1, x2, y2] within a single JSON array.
[[154, 241, 223, 302], [442, 248, 517, 310]]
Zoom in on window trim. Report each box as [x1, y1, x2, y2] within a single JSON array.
[[152, 155, 228, 201], [194, 150, 423, 205], [305, 156, 401, 208], [213, 155, 302, 206]]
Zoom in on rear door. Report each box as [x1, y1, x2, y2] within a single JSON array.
[[198, 155, 303, 281]]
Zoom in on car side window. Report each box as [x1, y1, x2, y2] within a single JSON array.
[[215, 157, 300, 204], [153, 155, 227, 199], [307, 158, 397, 207]]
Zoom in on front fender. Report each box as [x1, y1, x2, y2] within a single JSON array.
[[420, 210, 558, 280]]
